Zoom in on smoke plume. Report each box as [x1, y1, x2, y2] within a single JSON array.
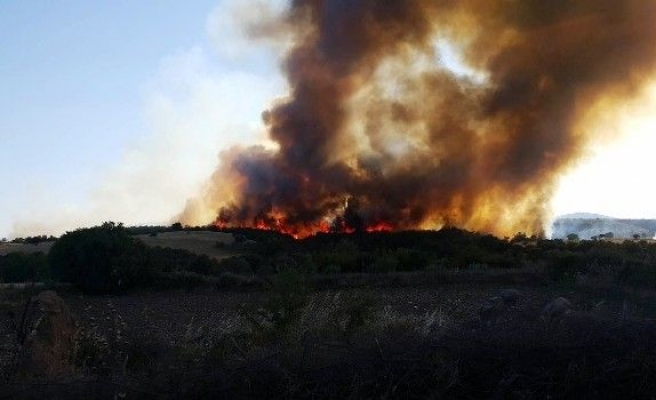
[[180, 0, 656, 238]]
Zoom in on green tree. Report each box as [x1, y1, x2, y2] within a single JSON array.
[[48, 222, 151, 294], [0, 252, 50, 282], [566, 233, 579, 241]]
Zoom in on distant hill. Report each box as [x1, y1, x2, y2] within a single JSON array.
[[552, 214, 656, 240], [556, 213, 613, 220]]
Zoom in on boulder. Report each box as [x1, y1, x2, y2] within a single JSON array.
[[18, 290, 77, 379]]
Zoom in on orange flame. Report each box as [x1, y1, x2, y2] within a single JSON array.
[[366, 222, 394, 233], [215, 214, 394, 239]]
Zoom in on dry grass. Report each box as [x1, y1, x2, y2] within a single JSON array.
[[0, 231, 235, 260], [3, 267, 656, 398], [135, 231, 235, 261], [0, 242, 53, 256]]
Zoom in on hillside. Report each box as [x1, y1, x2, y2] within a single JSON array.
[[0, 241, 53, 256], [135, 231, 235, 261], [552, 214, 656, 240], [0, 231, 236, 260]]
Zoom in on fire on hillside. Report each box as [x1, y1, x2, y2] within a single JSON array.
[[181, 1, 656, 239], [214, 198, 394, 239]]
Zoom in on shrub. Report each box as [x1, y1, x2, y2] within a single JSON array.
[[395, 248, 428, 271], [322, 264, 341, 274], [544, 250, 584, 284], [266, 270, 310, 333], [0, 252, 50, 282], [215, 273, 265, 291], [146, 246, 220, 275], [367, 252, 399, 273], [218, 256, 252, 275], [187, 254, 216, 275], [48, 222, 151, 294]]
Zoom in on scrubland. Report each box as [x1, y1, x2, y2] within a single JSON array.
[[2, 226, 656, 399]]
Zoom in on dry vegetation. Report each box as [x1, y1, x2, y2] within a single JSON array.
[[135, 231, 235, 261], [2, 277, 656, 399], [2, 228, 656, 398]]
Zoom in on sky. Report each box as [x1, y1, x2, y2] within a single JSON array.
[[1, 1, 656, 240], [0, 0, 285, 239]]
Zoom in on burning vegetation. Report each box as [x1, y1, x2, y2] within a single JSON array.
[[180, 1, 656, 238]]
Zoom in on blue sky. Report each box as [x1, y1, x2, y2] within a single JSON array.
[[1, 0, 215, 173], [1, 1, 656, 239]]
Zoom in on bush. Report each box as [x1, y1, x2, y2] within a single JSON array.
[[367, 251, 399, 273], [218, 256, 252, 275], [544, 250, 584, 284], [187, 254, 217, 275], [146, 246, 220, 275], [48, 222, 151, 294], [215, 273, 265, 291], [266, 270, 310, 332], [395, 248, 428, 271], [0, 252, 50, 282]]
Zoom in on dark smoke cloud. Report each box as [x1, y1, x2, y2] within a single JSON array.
[[181, 0, 656, 237]]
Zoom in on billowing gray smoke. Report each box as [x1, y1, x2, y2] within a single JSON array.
[[180, 0, 656, 238]]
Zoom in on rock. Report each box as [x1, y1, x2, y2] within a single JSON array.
[[499, 289, 521, 305], [18, 290, 77, 379]]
